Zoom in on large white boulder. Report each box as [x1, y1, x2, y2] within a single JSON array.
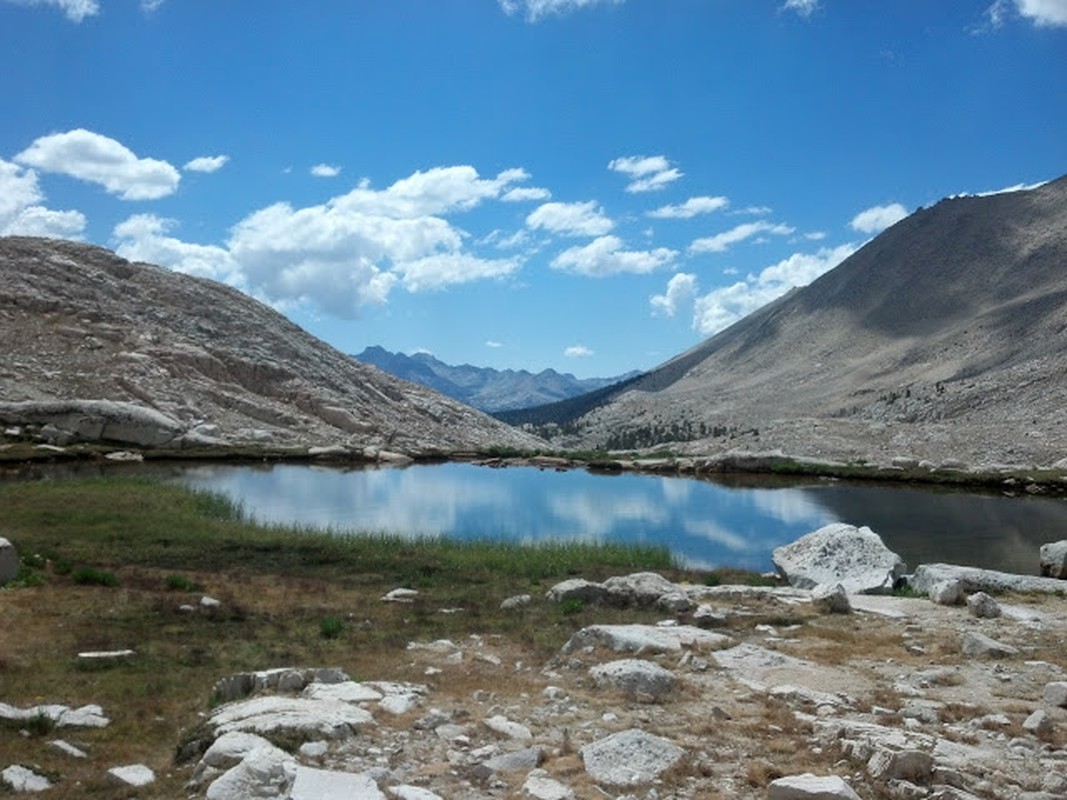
[[589, 659, 677, 699], [773, 523, 905, 594]]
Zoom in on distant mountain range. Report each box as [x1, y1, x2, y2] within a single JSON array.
[[354, 346, 639, 413], [500, 175, 1067, 467]]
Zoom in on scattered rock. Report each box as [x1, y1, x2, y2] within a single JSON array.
[[580, 728, 683, 787], [544, 578, 607, 606], [1023, 709, 1053, 737], [561, 624, 730, 654], [390, 786, 443, 800], [602, 572, 682, 607], [382, 588, 419, 603], [811, 582, 852, 614], [589, 659, 677, 699], [1043, 681, 1067, 707], [966, 591, 1001, 618], [289, 766, 384, 799], [48, 739, 87, 758], [767, 773, 861, 800], [691, 604, 727, 627], [200, 595, 222, 609], [479, 746, 543, 774], [106, 764, 155, 788], [960, 631, 1018, 658], [522, 768, 574, 800], [928, 579, 964, 606], [910, 563, 1067, 594], [1039, 540, 1067, 579], [866, 748, 934, 782], [483, 715, 532, 743], [1, 765, 52, 793], [500, 593, 532, 610], [0, 537, 19, 585], [76, 648, 136, 663], [772, 523, 906, 594]]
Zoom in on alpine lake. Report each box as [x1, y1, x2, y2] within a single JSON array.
[[87, 459, 1067, 575]]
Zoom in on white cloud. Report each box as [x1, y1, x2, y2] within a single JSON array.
[[113, 214, 240, 283], [988, 0, 1067, 27], [650, 272, 698, 317], [551, 235, 676, 277], [486, 340, 504, 348], [499, 0, 623, 22], [15, 129, 180, 200], [6, 0, 99, 22], [310, 163, 341, 178], [502, 186, 551, 202], [804, 231, 827, 241], [734, 205, 772, 216], [0, 158, 86, 238], [564, 345, 594, 358], [692, 243, 855, 336], [608, 155, 682, 193], [782, 0, 819, 17], [184, 155, 229, 173], [689, 221, 794, 254], [391, 252, 520, 292], [647, 196, 729, 219], [141, 0, 164, 11], [849, 203, 908, 234], [526, 200, 614, 237]]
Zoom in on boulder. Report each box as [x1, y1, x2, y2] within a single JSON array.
[[927, 579, 963, 606], [966, 592, 1001, 618], [0, 537, 18, 585], [1023, 709, 1053, 737], [545, 578, 607, 605], [910, 563, 1067, 594], [205, 746, 296, 800], [1, 765, 52, 792], [1043, 681, 1067, 708], [580, 729, 684, 787], [767, 773, 861, 800], [479, 746, 543, 774], [390, 787, 443, 800], [106, 764, 155, 788], [811, 583, 852, 614], [500, 593, 532, 610], [602, 572, 679, 607], [522, 768, 574, 800], [208, 695, 374, 739], [561, 624, 730, 655], [482, 715, 533, 743], [0, 400, 184, 447], [772, 523, 905, 594], [289, 766, 384, 800], [589, 659, 677, 699], [866, 748, 934, 782], [960, 631, 1018, 659], [1039, 540, 1067, 579]]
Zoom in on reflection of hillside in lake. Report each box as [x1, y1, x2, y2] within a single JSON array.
[[173, 462, 1066, 574]]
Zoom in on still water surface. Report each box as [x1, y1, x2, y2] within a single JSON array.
[[172, 462, 1067, 574]]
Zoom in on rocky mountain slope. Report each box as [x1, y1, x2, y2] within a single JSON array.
[[0, 237, 542, 455], [354, 346, 637, 413], [530, 176, 1067, 467]]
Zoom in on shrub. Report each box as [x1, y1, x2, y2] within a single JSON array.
[[319, 616, 344, 639], [165, 574, 201, 592], [71, 567, 119, 587]]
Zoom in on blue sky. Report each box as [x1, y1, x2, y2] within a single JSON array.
[[1, 0, 1064, 378]]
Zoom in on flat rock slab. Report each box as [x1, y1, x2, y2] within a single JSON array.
[[2, 764, 52, 792], [209, 695, 374, 739], [768, 773, 862, 799], [561, 624, 730, 654], [290, 766, 384, 800], [107, 764, 155, 788], [960, 631, 1019, 659], [911, 563, 1067, 594], [581, 728, 684, 787], [303, 681, 383, 704]]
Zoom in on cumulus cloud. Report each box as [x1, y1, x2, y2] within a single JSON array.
[[526, 200, 614, 237], [650, 272, 698, 317], [15, 129, 180, 200], [849, 203, 908, 234], [0, 158, 86, 238], [782, 0, 819, 17], [692, 244, 856, 335], [391, 252, 520, 292], [486, 340, 504, 348], [6, 0, 99, 22], [183, 155, 229, 173], [310, 163, 341, 178], [689, 221, 794, 254], [608, 155, 682, 193], [647, 195, 729, 220], [502, 186, 551, 202], [986, 0, 1067, 27], [113, 214, 240, 283], [564, 345, 594, 358], [551, 235, 676, 277], [499, 0, 623, 22]]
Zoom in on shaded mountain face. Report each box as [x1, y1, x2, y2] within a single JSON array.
[[0, 237, 542, 454], [354, 346, 638, 413], [537, 176, 1067, 466]]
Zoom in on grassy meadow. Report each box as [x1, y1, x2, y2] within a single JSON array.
[[0, 476, 682, 797]]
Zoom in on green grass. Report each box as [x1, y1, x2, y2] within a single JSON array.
[[0, 476, 673, 585]]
